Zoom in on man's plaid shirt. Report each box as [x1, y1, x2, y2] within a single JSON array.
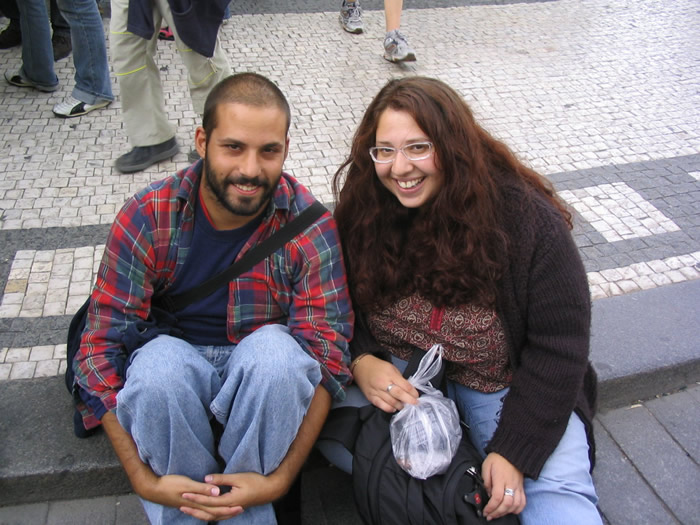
[[73, 163, 354, 430]]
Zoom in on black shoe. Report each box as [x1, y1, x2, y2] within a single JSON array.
[[115, 138, 179, 174], [52, 33, 72, 61], [188, 148, 201, 163], [0, 19, 21, 49]]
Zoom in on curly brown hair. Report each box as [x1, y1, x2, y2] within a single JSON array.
[[332, 77, 571, 311]]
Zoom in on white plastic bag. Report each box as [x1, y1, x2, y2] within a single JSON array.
[[389, 344, 463, 479]]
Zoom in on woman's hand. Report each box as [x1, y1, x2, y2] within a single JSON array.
[[352, 355, 419, 412], [481, 452, 526, 520]]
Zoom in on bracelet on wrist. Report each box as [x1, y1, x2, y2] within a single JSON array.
[[349, 353, 370, 374]]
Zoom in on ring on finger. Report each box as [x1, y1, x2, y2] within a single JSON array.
[[386, 384, 395, 393], [504, 488, 515, 497]]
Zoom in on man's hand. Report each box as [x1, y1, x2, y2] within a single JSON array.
[[180, 472, 283, 521], [140, 474, 233, 515], [481, 452, 526, 520], [101, 412, 228, 517]]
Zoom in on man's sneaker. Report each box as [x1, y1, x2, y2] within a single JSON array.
[[52, 33, 72, 61], [4, 70, 59, 92], [115, 137, 180, 174], [383, 30, 416, 63], [339, 1, 363, 34], [53, 96, 111, 118], [0, 18, 21, 49]]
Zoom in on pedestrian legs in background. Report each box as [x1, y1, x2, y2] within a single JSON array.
[[0, 0, 72, 58], [50, 0, 72, 60], [52, 0, 114, 118], [110, 0, 230, 173], [0, 18, 21, 49], [5, 0, 59, 92], [339, 0, 363, 34], [382, 0, 415, 62], [339, 0, 416, 62]]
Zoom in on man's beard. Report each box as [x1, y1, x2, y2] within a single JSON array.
[[203, 155, 280, 218]]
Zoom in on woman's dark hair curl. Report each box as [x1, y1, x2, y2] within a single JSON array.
[[332, 76, 571, 311]]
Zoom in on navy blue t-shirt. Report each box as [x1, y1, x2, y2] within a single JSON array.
[[167, 190, 262, 346]]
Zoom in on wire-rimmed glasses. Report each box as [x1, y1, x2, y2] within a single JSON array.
[[369, 142, 434, 164]]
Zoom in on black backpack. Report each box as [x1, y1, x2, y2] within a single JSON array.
[[320, 351, 520, 525]]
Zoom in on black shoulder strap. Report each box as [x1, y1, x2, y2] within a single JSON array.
[[159, 200, 327, 313]]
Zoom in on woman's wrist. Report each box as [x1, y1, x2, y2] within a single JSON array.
[[349, 353, 371, 374]]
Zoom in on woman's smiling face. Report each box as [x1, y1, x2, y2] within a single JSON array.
[[373, 108, 443, 209]]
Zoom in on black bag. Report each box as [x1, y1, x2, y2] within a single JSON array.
[[320, 351, 519, 525], [65, 201, 327, 437]]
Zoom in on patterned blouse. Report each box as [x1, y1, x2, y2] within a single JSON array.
[[367, 293, 512, 392]]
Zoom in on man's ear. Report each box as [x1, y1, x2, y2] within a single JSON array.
[[194, 127, 207, 159], [283, 135, 290, 162]]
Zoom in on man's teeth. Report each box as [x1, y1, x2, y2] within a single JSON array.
[[235, 183, 257, 191], [397, 178, 424, 189]]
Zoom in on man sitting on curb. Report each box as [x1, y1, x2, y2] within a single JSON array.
[[71, 73, 354, 523]]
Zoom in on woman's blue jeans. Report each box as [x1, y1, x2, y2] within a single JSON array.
[[116, 325, 322, 524], [317, 356, 601, 524]]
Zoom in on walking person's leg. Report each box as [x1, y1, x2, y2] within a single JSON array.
[[110, 0, 179, 172], [53, 0, 113, 117], [6, 0, 58, 91], [49, 0, 72, 60], [382, 0, 416, 62]]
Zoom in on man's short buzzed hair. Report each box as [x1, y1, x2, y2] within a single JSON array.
[[202, 73, 291, 136]]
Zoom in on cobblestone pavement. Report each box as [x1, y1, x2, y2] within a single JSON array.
[[0, 0, 699, 379]]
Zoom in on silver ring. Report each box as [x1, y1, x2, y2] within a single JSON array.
[[504, 488, 515, 497], [386, 384, 395, 393]]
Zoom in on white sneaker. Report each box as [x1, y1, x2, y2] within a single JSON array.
[[52, 95, 111, 118], [340, 1, 364, 34], [383, 30, 416, 63]]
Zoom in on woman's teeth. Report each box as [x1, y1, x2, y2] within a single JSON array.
[[397, 178, 424, 189]]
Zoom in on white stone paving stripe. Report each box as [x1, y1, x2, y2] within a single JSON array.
[[0, 246, 104, 318], [3, 246, 699, 320], [560, 183, 681, 242], [1, 252, 698, 381]]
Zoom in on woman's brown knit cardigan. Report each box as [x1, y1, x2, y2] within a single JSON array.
[[349, 182, 597, 479]]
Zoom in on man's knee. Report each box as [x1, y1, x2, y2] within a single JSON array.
[[232, 324, 320, 383], [123, 335, 219, 399]]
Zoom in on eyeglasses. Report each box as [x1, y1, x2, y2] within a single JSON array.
[[369, 142, 434, 164]]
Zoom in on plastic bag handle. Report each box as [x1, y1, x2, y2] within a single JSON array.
[[407, 344, 443, 390]]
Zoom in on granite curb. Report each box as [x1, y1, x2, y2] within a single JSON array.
[[0, 281, 698, 508]]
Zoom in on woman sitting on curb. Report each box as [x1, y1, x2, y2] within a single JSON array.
[[318, 76, 602, 523]]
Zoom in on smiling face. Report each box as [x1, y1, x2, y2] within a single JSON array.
[[195, 102, 289, 230], [373, 108, 443, 209]]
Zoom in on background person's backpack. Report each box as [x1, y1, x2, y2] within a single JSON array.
[[320, 350, 520, 525]]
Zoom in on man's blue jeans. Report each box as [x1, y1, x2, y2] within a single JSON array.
[[116, 325, 322, 524], [16, 0, 58, 90], [56, 0, 113, 104]]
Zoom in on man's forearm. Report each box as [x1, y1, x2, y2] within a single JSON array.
[[267, 385, 331, 498], [101, 411, 157, 496]]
